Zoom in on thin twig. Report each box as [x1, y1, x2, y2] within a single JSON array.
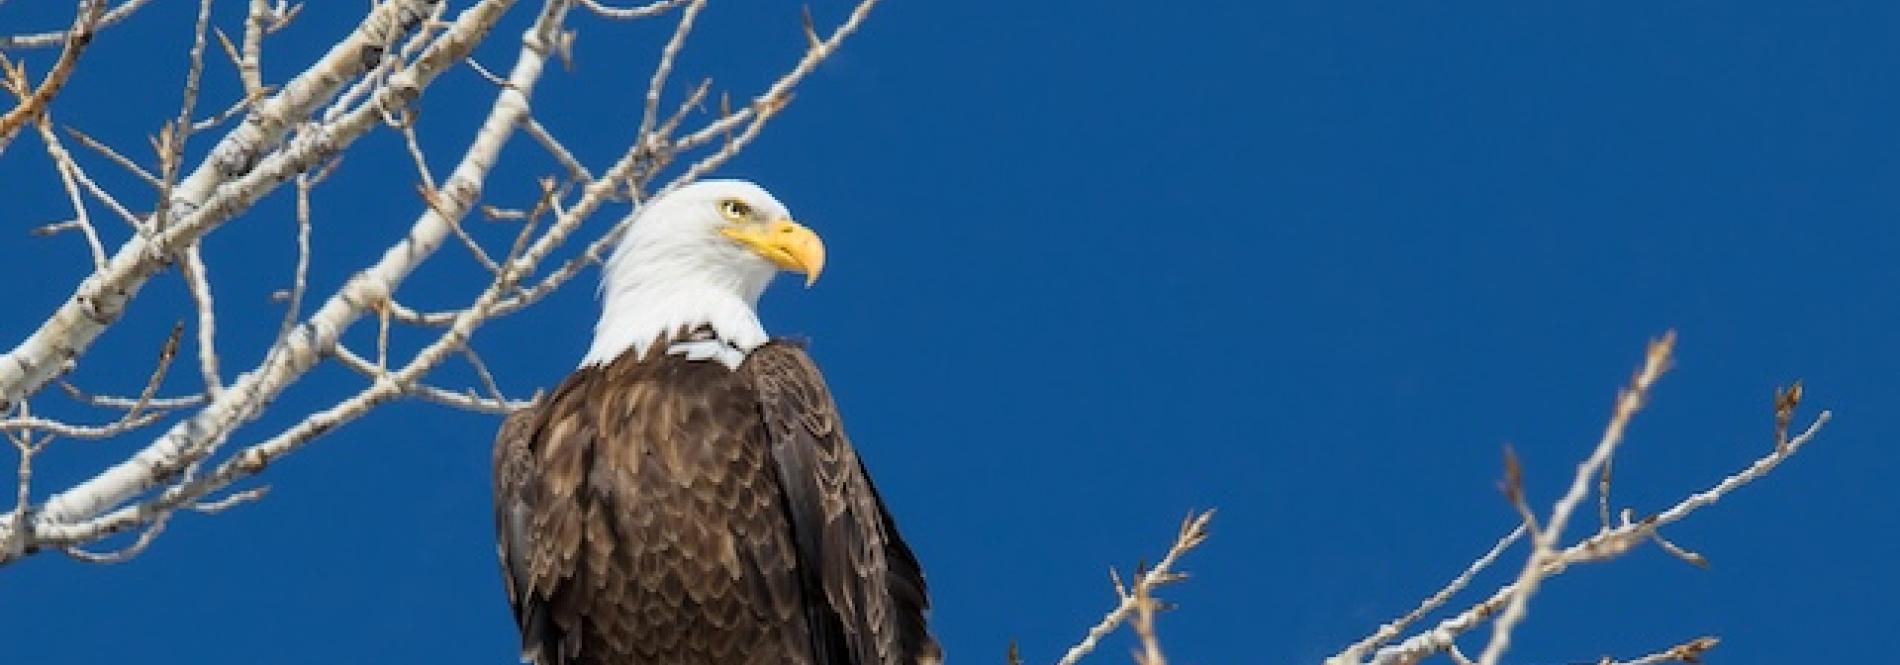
[[0, 323, 182, 439], [398, 118, 435, 185], [464, 57, 512, 88], [109, 321, 184, 426], [1599, 636, 1719, 665], [520, 115, 592, 183], [37, 117, 107, 270], [61, 509, 169, 563], [147, 0, 218, 233], [47, 135, 148, 232], [191, 486, 268, 513], [64, 125, 161, 188], [1, 411, 166, 439], [673, 0, 880, 155], [1055, 511, 1213, 665], [237, 0, 277, 97], [1475, 332, 1675, 665], [39, 122, 147, 233], [1773, 381, 1802, 452], [191, 88, 269, 132], [1335, 525, 1527, 662], [271, 174, 316, 352], [1130, 580, 1169, 665], [179, 245, 222, 398], [577, 0, 689, 20], [4, 413, 44, 557], [420, 184, 503, 275], [1648, 530, 1708, 568], [461, 346, 508, 404], [0, 0, 149, 49], [636, 0, 705, 147], [1597, 451, 1614, 530], [331, 345, 524, 414], [58, 382, 204, 411]]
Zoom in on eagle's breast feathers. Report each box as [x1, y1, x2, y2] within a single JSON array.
[[494, 340, 938, 665]]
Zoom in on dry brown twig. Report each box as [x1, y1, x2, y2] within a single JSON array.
[[1599, 636, 1719, 665], [1054, 511, 1213, 665], [0, 0, 106, 154]]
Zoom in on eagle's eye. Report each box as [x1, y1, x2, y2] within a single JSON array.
[[718, 198, 752, 221]]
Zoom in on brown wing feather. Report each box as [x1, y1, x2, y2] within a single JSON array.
[[494, 399, 561, 663], [742, 341, 942, 665], [494, 351, 821, 665]]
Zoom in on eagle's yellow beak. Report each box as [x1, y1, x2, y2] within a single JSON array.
[[721, 218, 826, 287]]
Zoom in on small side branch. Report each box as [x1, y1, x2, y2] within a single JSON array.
[[1332, 525, 1527, 663], [1601, 636, 1719, 665], [179, 245, 222, 398], [34, 117, 108, 270], [1055, 511, 1213, 665], [1474, 332, 1675, 665], [577, 0, 690, 20], [0, 0, 150, 49], [0, 323, 182, 440]]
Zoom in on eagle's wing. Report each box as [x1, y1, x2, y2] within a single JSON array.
[[742, 341, 942, 665], [493, 371, 625, 665], [490, 395, 562, 665]]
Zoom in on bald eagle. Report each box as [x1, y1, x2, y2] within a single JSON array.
[[492, 180, 940, 665]]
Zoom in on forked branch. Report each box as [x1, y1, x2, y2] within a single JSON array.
[[1322, 335, 1827, 665]]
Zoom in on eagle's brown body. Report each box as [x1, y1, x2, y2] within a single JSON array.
[[493, 337, 938, 665]]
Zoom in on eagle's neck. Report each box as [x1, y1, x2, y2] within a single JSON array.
[[581, 235, 773, 369]]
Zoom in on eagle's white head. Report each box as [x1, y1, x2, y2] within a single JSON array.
[[581, 179, 825, 368]]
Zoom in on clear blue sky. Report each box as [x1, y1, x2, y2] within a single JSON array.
[[1, 1, 1896, 663]]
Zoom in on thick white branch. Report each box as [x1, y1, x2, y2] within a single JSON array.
[[5, 0, 520, 542], [0, 0, 443, 410]]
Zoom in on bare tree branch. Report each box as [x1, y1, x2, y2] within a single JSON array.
[[0, 0, 884, 566], [1034, 340, 1828, 665], [1475, 332, 1675, 665], [1323, 362, 1829, 665], [1055, 511, 1212, 665]]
